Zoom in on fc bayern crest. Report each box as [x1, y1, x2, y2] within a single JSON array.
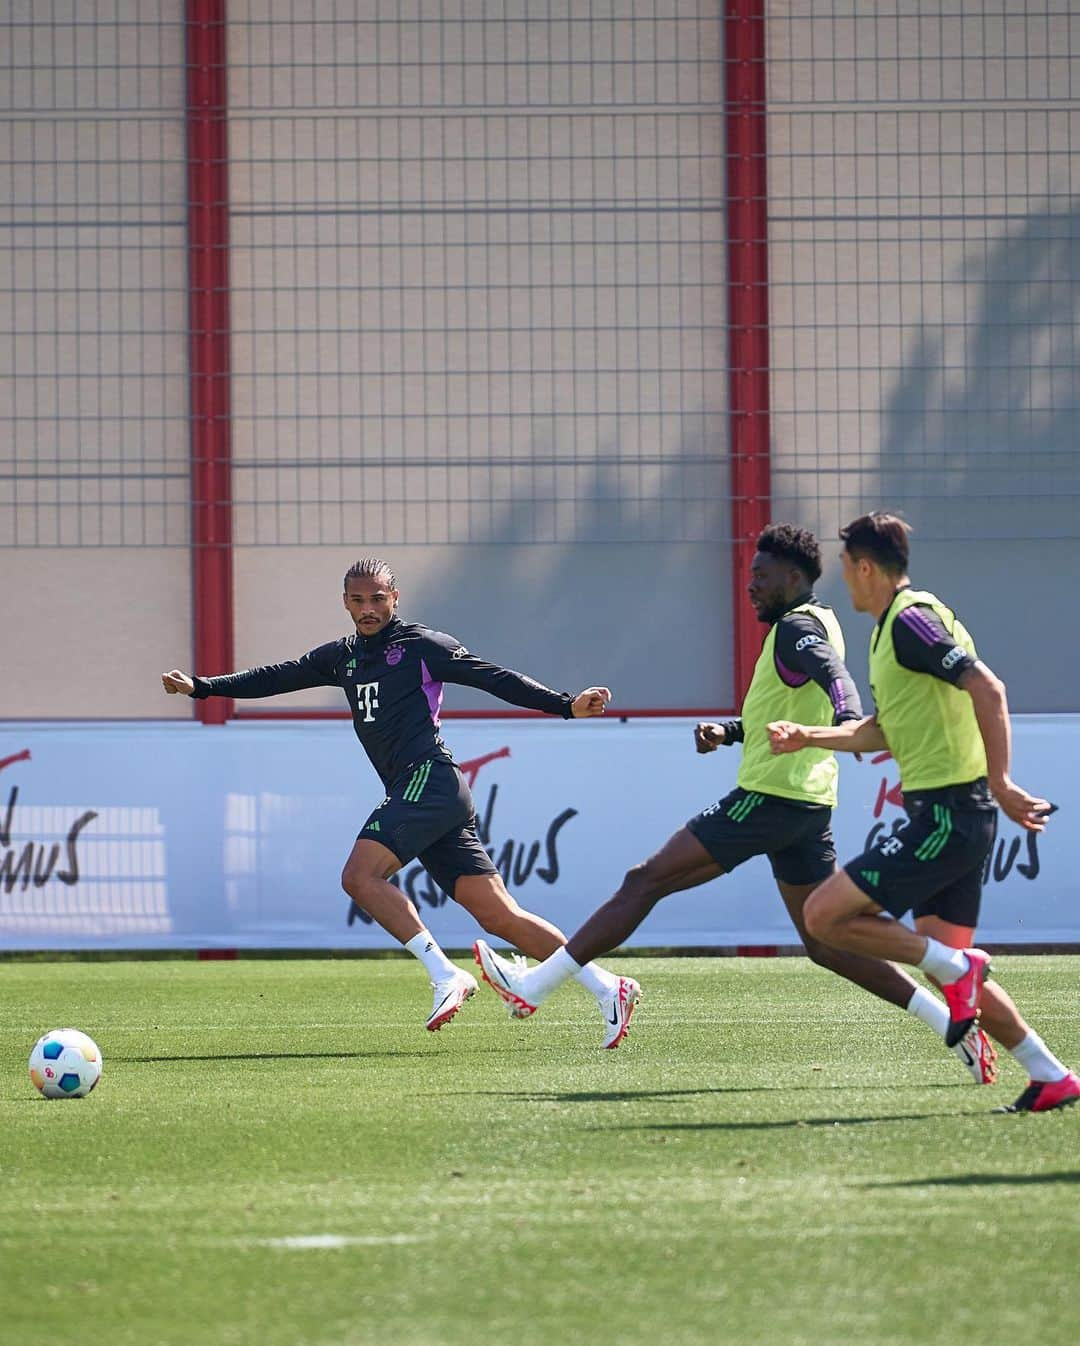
[[385, 645, 404, 666]]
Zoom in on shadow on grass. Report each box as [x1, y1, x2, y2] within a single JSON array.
[[866, 1171, 1080, 1188], [586, 1112, 985, 1132], [113, 1050, 442, 1063], [471, 1084, 965, 1104]]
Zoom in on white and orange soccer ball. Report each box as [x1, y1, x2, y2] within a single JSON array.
[[29, 1028, 102, 1099]]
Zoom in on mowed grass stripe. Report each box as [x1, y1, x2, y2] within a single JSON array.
[[0, 956, 1077, 1346]]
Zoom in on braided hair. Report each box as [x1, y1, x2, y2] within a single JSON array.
[[343, 557, 397, 590]]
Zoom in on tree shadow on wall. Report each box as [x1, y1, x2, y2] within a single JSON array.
[[473, 416, 729, 552], [877, 205, 1080, 543], [397, 418, 734, 708]]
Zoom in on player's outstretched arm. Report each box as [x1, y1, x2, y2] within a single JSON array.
[[767, 715, 886, 755], [161, 670, 195, 696], [959, 663, 1052, 832], [569, 686, 612, 718], [161, 646, 339, 701], [424, 630, 607, 720]]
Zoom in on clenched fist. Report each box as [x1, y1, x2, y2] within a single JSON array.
[[570, 686, 612, 718], [694, 722, 726, 753], [161, 670, 195, 697], [766, 720, 808, 754]]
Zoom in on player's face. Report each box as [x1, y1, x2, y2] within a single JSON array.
[[343, 575, 399, 635], [747, 551, 800, 623], [840, 549, 870, 611]]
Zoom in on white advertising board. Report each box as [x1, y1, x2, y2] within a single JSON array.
[[0, 717, 1074, 949]]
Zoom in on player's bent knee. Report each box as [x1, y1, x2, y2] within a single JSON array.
[[340, 867, 375, 921], [802, 907, 830, 943], [803, 892, 840, 944], [616, 865, 642, 897], [619, 861, 663, 902], [341, 864, 378, 902]]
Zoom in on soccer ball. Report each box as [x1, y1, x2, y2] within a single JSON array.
[[29, 1028, 103, 1099]]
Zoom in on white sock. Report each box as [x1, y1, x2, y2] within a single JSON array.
[[573, 960, 619, 1000], [405, 930, 458, 981], [917, 937, 969, 983], [906, 985, 949, 1038], [1010, 1030, 1069, 1083], [522, 946, 582, 1001]]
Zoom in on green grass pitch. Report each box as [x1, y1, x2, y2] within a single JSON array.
[[2, 955, 1077, 1346]]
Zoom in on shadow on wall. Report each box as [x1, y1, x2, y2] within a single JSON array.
[[454, 414, 729, 550], [382, 416, 733, 709], [878, 205, 1080, 542], [817, 205, 1080, 711]]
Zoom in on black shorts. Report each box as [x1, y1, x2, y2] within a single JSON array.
[[844, 780, 997, 925], [358, 758, 497, 898], [686, 787, 836, 886]]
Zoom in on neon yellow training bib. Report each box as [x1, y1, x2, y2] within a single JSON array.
[[869, 589, 987, 791], [738, 603, 845, 807]]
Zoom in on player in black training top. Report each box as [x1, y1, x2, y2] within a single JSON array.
[[162, 557, 638, 1045]]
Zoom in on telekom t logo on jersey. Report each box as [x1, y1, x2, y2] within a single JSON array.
[[356, 682, 379, 722]]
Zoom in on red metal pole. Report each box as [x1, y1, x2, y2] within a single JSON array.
[[724, 0, 771, 703], [186, 0, 233, 724]]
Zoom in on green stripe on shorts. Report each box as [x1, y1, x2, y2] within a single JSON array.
[[403, 760, 432, 803], [915, 803, 953, 861], [727, 791, 765, 823]]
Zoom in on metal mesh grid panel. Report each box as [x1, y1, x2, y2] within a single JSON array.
[[0, 1, 190, 549], [766, 3, 1080, 545], [226, 1, 729, 548]]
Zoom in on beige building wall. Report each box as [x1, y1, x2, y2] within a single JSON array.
[[226, 1, 732, 710], [7, 5, 1077, 717], [1, 3, 192, 718], [765, 2, 1080, 709], [2, 550, 192, 719]]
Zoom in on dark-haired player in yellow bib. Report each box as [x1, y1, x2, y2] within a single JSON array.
[[769, 512, 1078, 1113], [476, 525, 999, 1079]]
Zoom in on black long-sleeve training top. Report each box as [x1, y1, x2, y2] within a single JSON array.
[[886, 597, 977, 684], [191, 616, 574, 787]]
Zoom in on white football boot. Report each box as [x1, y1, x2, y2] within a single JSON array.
[[426, 968, 478, 1032], [952, 1023, 998, 1084], [599, 976, 642, 1050], [472, 939, 539, 1017]]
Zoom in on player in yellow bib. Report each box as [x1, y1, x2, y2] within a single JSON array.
[[474, 525, 996, 1077], [768, 512, 1078, 1113]]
